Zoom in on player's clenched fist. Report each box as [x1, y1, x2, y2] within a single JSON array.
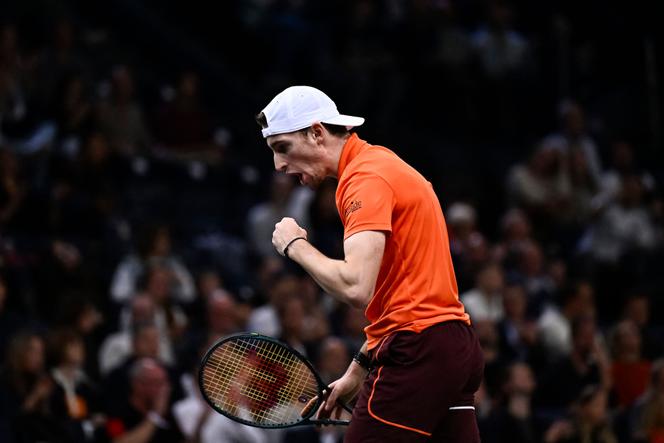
[[273, 217, 308, 256]]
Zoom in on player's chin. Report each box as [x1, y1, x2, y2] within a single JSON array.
[[301, 174, 321, 189]]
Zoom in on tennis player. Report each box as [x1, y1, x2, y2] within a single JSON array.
[[257, 86, 484, 442]]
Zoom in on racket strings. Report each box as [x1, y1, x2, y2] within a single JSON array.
[[202, 338, 319, 426]]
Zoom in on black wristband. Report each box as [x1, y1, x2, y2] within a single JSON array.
[[353, 351, 372, 371], [283, 236, 306, 258]]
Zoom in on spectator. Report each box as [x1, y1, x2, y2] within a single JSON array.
[[543, 385, 617, 443], [0, 331, 65, 442], [621, 293, 664, 360], [630, 359, 664, 443], [608, 320, 651, 409], [47, 328, 106, 442], [506, 143, 571, 234], [96, 65, 151, 157], [481, 362, 539, 443], [540, 100, 603, 186], [246, 172, 312, 258], [496, 283, 541, 365], [151, 70, 222, 163], [99, 294, 173, 376], [110, 223, 196, 305], [537, 280, 596, 360], [536, 316, 611, 416], [105, 357, 184, 443], [461, 262, 506, 322]]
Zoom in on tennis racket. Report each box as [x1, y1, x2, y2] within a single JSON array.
[[199, 333, 353, 428]]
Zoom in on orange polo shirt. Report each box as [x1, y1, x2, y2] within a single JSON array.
[[336, 134, 470, 350]]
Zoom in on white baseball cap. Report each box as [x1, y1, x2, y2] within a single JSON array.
[[260, 86, 365, 138]]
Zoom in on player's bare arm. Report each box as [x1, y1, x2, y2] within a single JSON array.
[[273, 217, 385, 309]]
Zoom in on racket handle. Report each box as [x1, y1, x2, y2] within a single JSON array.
[[308, 419, 351, 426]]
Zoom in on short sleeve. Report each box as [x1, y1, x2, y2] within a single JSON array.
[[339, 172, 393, 239]]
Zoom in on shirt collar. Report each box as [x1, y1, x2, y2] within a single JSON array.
[[337, 133, 369, 178]]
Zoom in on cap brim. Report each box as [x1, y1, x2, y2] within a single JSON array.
[[321, 114, 365, 129]]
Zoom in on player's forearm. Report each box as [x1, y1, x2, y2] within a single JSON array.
[[287, 240, 372, 309]]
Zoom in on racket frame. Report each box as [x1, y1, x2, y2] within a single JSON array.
[[198, 332, 351, 428]]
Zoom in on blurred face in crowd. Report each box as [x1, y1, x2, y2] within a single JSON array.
[[198, 271, 222, 298], [503, 285, 527, 320], [132, 359, 169, 405], [573, 317, 596, 356], [317, 337, 350, 384], [267, 124, 332, 189], [146, 267, 173, 304], [64, 338, 85, 366], [207, 292, 237, 336], [624, 295, 649, 327], [477, 264, 504, 295], [133, 324, 160, 358], [23, 336, 46, 373], [612, 320, 641, 358], [506, 362, 535, 395], [279, 296, 305, 339], [131, 294, 156, 324]]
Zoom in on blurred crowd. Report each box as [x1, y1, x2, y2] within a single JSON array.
[[1, 1, 663, 443]]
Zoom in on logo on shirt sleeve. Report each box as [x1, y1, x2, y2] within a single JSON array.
[[344, 200, 363, 218]]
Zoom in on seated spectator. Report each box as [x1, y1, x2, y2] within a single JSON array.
[[540, 100, 602, 186], [510, 239, 557, 315], [52, 72, 94, 158], [592, 140, 656, 212], [247, 270, 300, 337], [481, 362, 539, 443], [608, 320, 651, 409], [96, 64, 152, 157], [99, 294, 174, 376], [0, 331, 66, 442], [172, 348, 269, 443], [506, 143, 571, 234], [447, 201, 489, 290], [492, 208, 533, 268], [496, 284, 540, 364], [105, 357, 184, 443], [315, 336, 351, 386], [246, 172, 312, 258], [588, 174, 657, 265], [298, 275, 331, 344], [543, 385, 617, 443], [102, 321, 182, 415], [110, 223, 196, 305], [535, 316, 611, 416], [151, 71, 224, 163], [47, 328, 106, 442], [629, 359, 664, 443], [621, 293, 664, 360], [461, 262, 506, 323], [537, 280, 596, 360]]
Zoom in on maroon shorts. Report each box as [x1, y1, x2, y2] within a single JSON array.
[[345, 321, 484, 443]]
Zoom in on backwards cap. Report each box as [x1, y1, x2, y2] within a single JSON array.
[[260, 86, 364, 138]]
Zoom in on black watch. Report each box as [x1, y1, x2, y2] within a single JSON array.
[[353, 351, 372, 371]]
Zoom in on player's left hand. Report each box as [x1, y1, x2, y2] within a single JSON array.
[[273, 217, 308, 256]]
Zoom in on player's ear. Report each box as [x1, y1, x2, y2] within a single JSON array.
[[311, 122, 324, 140]]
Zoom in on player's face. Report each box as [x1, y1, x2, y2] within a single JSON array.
[[267, 130, 326, 189]]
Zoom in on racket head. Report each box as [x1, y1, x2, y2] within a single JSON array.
[[198, 333, 327, 428]]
